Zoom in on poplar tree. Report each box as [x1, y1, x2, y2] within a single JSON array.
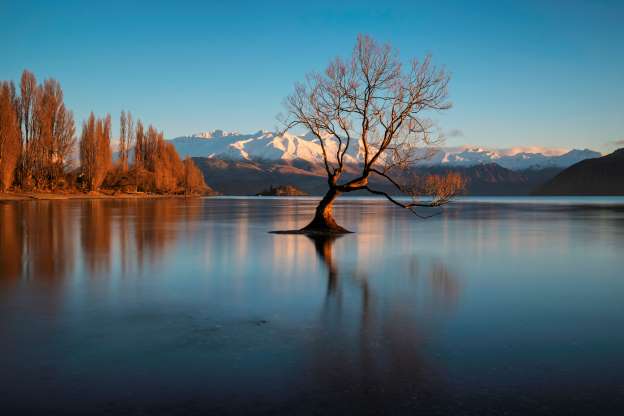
[[0, 82, 21, 191]]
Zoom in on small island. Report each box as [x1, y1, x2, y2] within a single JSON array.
[[256, 185, 308, 196]]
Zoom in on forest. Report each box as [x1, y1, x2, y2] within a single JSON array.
[[0, 70, 208, 195]]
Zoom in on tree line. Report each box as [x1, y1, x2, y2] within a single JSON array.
[[0, 70, 208, 194]]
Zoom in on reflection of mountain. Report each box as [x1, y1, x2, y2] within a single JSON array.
[[533, 148, 624, 195], [297, 233, 460, 412]]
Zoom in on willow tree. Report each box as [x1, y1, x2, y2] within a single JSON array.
[[283, 35, 464, 233]]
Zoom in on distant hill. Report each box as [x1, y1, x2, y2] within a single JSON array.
[[193, 157, 561, 196], [414, 164, 562, 196], [193, 158, 327, 196], [533, 148, 624, 195]]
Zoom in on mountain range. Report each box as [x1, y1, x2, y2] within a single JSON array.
[[171, 130, 600, 171], [169, 130, 604, 196]]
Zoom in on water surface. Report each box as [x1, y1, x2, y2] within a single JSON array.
[[1, 197, 623, 414]]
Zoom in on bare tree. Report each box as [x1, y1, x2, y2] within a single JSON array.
[[6, 72, 76, 189], [118, 110, 134, 171], [282, 35, 464, 232], [17, 70, 37, 186], [134, 120, 144, 168], [79, 114, 96, 190], [119, 111, 128, 171], [33, 78, 75, 188], [143, 125, 162, 171]]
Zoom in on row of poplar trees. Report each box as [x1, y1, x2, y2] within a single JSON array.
[[0, 70, 208, 194]]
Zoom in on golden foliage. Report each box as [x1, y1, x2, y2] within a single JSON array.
[[182, 156, 208, 195], [421, 172, 466, 205], [394, 171, 466, 209], [79, 113, 112, 191], [2, 70, 211, 195], [14, 71, 76, 189], [0, 82, 21, 191]]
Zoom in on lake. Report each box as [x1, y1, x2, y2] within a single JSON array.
[[1, 196, 623, 415]]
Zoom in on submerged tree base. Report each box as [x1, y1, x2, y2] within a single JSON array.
[[270, 228, 353, 236], [271, 188, 353, 234], [270, 221, 352, 235]]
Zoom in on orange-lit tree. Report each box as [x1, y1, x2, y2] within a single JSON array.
[[0, 81, 21, 191], [283, 35, 464, 233], [79, 113, 112, 191], [33, 78, 75, 188], [182, 156, 208, 195], [1, 69, 212, 196]]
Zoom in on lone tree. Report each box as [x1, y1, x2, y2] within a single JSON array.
[[282, 35, 464, 233]]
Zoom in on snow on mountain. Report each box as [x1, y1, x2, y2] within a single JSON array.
[[422, 146, 601, 170], [170, 130, 601, 171], [171, 130, 361, 165]]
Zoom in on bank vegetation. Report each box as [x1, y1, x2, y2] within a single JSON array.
[[0, 70, 210, 197]]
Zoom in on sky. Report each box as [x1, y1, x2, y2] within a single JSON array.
[[1, 0, 623, 153]]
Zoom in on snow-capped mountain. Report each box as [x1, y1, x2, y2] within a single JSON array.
[[422, 146, 602, 170], [171, 129, 360, 166], [170, 130, 600, 171]]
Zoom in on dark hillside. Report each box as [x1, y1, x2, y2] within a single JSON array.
[[194, 158, 561, 196], [533, 149, 624, 195]]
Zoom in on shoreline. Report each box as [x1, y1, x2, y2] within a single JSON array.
[[3, 192, 623, 204], [0, 191, 210, 202]]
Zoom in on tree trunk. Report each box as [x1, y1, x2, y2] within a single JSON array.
[[301, 187, 350, 233]]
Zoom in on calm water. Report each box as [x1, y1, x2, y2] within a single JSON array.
[[1, 197, 623, 415]]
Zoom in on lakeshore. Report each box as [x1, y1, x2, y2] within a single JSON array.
[[0, 191, 211, 201]]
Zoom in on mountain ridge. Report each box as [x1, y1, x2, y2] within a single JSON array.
[[171, 130, 600, 171]]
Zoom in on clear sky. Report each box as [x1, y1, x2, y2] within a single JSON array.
[[1, 0, 623, 152]]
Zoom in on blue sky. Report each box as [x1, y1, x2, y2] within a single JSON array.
[[1, 0, 623, 152]]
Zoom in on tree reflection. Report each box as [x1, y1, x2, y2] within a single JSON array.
[[302, 233, 460, 411], [0, 202, 23, 281], [0, 201, 75, 282], [81, 200, 112, 274], [0, 199, 202, 282], [131, 198, 201, 272], [307, 234, 340, 300]]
